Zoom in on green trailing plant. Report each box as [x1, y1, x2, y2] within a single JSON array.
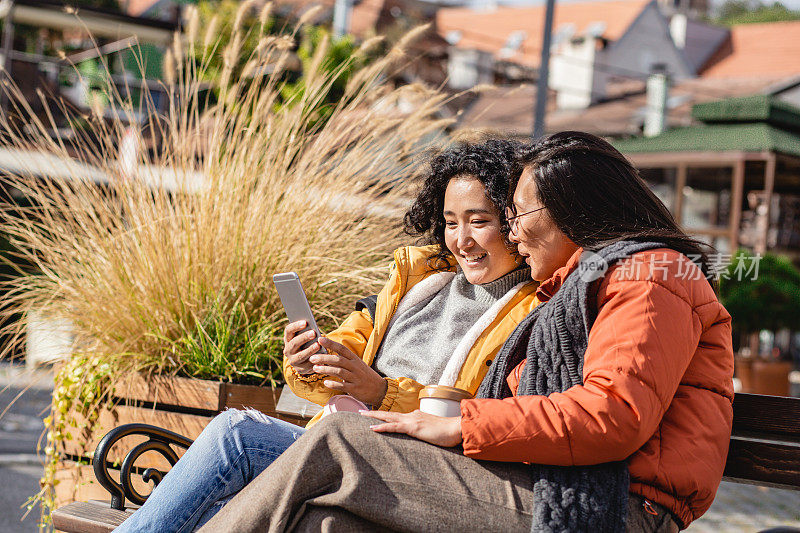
[[0, 2, 455, 527], [30, 353, 119, 529]]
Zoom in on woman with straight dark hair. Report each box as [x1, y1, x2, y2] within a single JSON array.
[[115, 139, 541, 533], [512, 131, 712, 277], [198, 131, 734, 533]]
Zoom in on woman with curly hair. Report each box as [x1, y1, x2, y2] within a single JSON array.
[[115, 138, 540, 533]]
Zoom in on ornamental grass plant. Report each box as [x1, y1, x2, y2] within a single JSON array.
[[0, 5, 451, 380], [0, 2, 454, 526]]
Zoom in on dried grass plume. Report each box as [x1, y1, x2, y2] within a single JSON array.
[[0, 20, 453, 379]]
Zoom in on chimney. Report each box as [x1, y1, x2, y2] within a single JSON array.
[[550, 34, 606, 110], [333, 0, 353, 39], [644, 64, 668, 137], [670, 13, 687, 49]]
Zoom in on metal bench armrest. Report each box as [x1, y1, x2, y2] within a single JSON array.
[[92, 423, 193, 510]]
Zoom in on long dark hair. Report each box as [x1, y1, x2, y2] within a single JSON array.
[[516, 131, 713, 278], [404, 139, 521, 268]]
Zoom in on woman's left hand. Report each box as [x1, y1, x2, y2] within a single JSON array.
[[311, 337, 388, 406], [362, 410, 463, 448]]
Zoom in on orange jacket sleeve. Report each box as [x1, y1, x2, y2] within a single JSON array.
[[460, 275, 704, 466]]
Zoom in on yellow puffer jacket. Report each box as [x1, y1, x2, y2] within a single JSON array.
[[284, 245, 540, 426]]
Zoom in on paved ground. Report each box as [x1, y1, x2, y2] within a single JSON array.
[[689, 482, 800, 532], [0, 361, 799, 532], [0, 464, 42, 532], [0, 363, 52, 532]]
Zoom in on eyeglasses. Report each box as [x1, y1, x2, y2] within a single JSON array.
[[505, 205, 546, 233]]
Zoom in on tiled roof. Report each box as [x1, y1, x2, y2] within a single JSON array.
[[692, 94, 800, 130], [454, 76, 787, 138], [612, 122, 800, 157], [436, 0, 649, 68], [701, 21, 800, 79], [349, 0, 386, 36], [613, 94, 800, 156]]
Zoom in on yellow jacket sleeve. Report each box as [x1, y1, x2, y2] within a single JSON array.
[[377, 376, 425, 412], [283, 309, 374, 406], [282, 309, 428, 415]]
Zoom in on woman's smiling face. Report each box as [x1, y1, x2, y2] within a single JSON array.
[[443, 176, 519, 285]]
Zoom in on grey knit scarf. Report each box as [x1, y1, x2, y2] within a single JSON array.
[[477, 240, 667, 533]]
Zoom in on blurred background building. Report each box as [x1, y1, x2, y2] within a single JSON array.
[[2, 0, 800, 383]]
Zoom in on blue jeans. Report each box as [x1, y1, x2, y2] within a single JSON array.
[[114, 409, 306, 533]]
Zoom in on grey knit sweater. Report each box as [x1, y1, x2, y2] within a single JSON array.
[[373, 266, 530, 385], [478, 241, 668, 532]]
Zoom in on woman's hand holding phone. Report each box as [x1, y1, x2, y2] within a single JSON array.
[[310, 337, 388, 407], [284, 322, 387, 405], [283, 320, 323, 375]]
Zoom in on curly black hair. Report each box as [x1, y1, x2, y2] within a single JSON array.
[[404, 138, 522, 269]]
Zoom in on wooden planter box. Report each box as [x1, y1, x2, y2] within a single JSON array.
[[735, 356, 792, 396], [751, 360, 793, 397], [54, 373, 316, 508]]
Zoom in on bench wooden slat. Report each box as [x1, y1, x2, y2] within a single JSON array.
[[732, 393, 800, 440], [724, 393, 800, 490], [52, 500, 134, 533], [724, 393, 800, 491], [724, 437, 800, 490]]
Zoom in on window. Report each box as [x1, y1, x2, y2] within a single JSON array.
[[639, 167, 676, 213], [682, 167, 732, 231]]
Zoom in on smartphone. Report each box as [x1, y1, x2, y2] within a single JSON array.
[[272, 272, 327, 359]]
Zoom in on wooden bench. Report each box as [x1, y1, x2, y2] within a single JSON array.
[[52, 392, 800, 532], [52, 386, 319, 533]]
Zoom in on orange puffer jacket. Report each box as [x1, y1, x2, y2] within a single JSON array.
[[460, 248, 734, 529]]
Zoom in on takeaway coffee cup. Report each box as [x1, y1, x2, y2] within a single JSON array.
[[418, 385, 473, 417]]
